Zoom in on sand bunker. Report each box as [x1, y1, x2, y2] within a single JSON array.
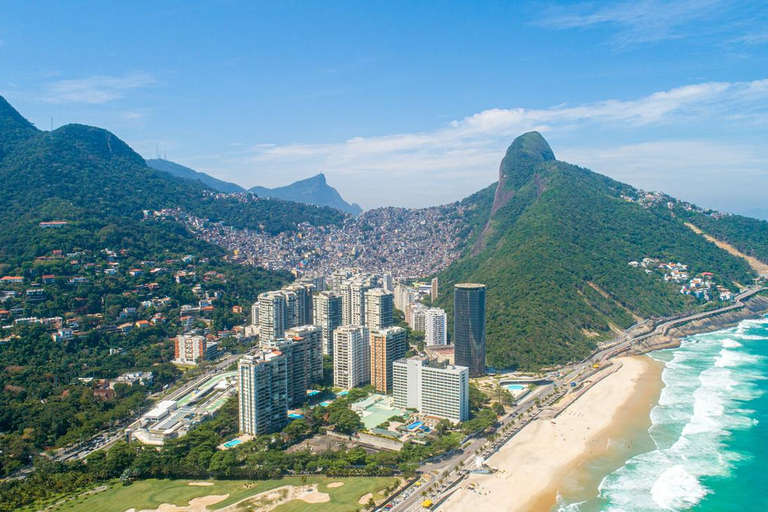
[[301, 490, 331, 503], [216, 484, 329, 512], [138, 494, 229, 512], [327, 481, 345, 488], [358, 492, 373, 505], [187, 482, 214, 487]]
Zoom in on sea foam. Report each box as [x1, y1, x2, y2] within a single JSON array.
[[560, 317, 768, 511]]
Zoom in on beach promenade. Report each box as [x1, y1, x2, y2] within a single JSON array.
[[440, 357, 660, 511]]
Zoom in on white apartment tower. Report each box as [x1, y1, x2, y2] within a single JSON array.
[[392, 358, 469, 423], [258, 291, 286, 343], [425, 308, 447, 346], [333, 325, 370, 389], [313, 291, 342, 355]]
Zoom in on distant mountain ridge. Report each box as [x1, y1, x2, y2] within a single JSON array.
[[147, 158, 362, 216], [249, 173, 362, 216], [0, 94, 346, 266], [146, 158, 246, 194]]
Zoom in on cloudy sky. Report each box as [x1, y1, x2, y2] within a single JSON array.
[[1, 1, 767, 216]]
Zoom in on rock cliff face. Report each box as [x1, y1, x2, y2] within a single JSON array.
[[438, 132, 756, 370], [249, 173, 362, 216]]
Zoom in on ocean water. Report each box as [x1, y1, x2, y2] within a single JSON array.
[[557, 315, 768, 511]]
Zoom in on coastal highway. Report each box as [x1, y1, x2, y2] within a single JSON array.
[[390, 286, 765, 511], [592, 286, 765, 363]]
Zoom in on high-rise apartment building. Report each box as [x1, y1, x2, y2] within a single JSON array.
[[365, 288, 394, 331], [408, 303, 428, 332], [333, 325, 370, 389], [313, 291, 342, 356], [392, 358, 469, 423], [285, 325, 324, 385], [250, 302, 259, 327], [431, 277, 439, 302], [238, 351, 288, 435], [453, 283, 487, 377], [382, 273, 394, 293], [425, 308, 447, 346], [339, 275, 377, 326], [370, 326, 407, 393], [258, 291, 286, 343], [283, 283, 314, 327]]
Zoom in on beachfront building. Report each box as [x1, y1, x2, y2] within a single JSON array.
[[370, 326, 407, 393], [258, 291, 286, 343], [238, 351, 288, 435], [454, 283, 487, 377], [365, 288, 394, 331], [393, 357, 469, 423], [425, 307, 447, 346], [313, 290, 342, 355], [333, 325, 370, 389]]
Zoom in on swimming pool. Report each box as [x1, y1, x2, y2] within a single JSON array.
[[288, 413, 305, 419], [406, 421, 424, 431], [222, 439, 242, 448], [504, 384, 526, 391]]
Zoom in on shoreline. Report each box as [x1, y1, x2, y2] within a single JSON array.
[[633, 295, 768, 354], [441, 356, 662, 512], [441, 304, 768, 512]]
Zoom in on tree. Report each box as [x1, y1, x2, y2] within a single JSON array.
[[329, 408, 363, 434]]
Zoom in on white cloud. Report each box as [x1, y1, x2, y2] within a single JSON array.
[[42, 72, 155, 104], [537, 0, 723, 45], [215, 79, 768, 209]]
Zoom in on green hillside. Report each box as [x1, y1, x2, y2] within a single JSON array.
[[0, 96, 331, 475], [437, 132, 755, 370], [673, 206, 768, 265], [0, 98, 346, 241]]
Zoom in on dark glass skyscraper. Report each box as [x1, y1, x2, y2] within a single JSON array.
[[453, 283, 486, 377]]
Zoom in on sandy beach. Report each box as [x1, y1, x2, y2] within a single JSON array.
[[442, 356, 663, 512]]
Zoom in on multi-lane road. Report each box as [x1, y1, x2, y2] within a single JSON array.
[[52, 349, 246, 463], [390, 286, 765, 511]]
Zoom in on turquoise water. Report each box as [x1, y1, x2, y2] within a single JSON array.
[[558, 315, 768, 511], [222, 439, 242, 448], [504, 384, 526, 391]]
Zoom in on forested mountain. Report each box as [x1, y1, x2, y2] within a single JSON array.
[[0, 95, 346, 262], [250, 173, 363, 216], [437, 132, 757, 370], [0, 95, 337, 474], [146, 158, 246, 194]]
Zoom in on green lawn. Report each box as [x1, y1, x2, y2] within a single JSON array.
[[53, 476, 398, 512]]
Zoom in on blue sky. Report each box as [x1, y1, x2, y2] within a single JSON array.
[[1, 1, 767, 215]]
